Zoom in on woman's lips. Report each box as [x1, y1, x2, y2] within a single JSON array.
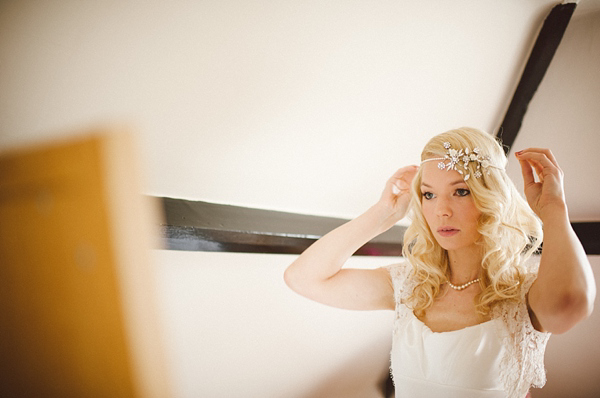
[[437, 227, 459, 237]]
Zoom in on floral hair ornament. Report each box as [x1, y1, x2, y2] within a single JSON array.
[[421, 142, 504, 181]]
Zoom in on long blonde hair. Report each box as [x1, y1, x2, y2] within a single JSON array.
[[403, 127, 542, 316]]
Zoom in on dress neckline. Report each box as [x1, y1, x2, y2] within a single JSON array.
[[410, 310, 495, 334]]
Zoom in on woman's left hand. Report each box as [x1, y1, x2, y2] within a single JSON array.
[[515, 148, 567, 220]]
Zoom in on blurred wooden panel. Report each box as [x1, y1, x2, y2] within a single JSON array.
[[0, 129, 170, 397]]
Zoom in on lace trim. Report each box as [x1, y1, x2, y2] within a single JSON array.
[[385, 262, 417, 337], [386, 259, 551, 397], [492, 259, 551, 398], [385, 262, 416, 385]]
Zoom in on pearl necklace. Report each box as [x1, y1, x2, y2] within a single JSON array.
[[447, 277, 480, 291]]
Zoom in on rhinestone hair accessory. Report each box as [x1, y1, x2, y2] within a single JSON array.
[[421, 142, 503, 181]]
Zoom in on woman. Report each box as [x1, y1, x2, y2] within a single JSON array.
[[284, 127, 595, 397]]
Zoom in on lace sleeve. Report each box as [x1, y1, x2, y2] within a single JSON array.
[[494, 261, 551, 398], [385, 262, 416, 334], [385, 262, 413, 304]]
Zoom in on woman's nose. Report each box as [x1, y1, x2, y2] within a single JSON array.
[[435, 197, 452, 217]]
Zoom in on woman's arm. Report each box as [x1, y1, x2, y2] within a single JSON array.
[[516, 149, 596, 334], [284, 166, 418, 311]]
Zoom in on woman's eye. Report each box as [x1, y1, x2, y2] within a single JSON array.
[[456, 188, 470, 197], [422, 192, 434, 200]]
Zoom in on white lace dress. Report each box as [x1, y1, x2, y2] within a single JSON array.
[[387, 261, 550, 398]]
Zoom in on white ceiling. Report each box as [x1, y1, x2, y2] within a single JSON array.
[[574, 0, 600, 16], [3, 0, 598, 223]]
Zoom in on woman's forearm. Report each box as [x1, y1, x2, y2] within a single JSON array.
[[285, 203, 395, 284]]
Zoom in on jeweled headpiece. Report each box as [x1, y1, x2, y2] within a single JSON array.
[[420, 142, 503, 181]]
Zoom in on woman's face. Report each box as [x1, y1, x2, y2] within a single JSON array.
[[419, 160, 482, 252]]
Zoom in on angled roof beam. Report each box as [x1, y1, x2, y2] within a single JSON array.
[[497, 1, 577, 153], [494, 2, 599, 255]]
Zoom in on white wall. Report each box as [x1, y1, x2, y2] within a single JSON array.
[[154, 251, 395, 398], [3, 1, 597, 397]]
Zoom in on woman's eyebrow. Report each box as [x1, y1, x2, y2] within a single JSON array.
[[450, 179, 468, 186], [421, 179, 466, 188]]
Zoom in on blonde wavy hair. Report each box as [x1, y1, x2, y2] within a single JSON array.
[[403, 127, 543, 316]]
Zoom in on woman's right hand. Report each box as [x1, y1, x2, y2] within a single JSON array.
[[376, 165, 418, 227]]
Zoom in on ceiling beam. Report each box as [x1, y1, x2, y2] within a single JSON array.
[[493, 2, 599, 255], [497, 2, 576, 153], [158, 197, 405, 256], [157, 197, 599, 256], [571, 222, 600, 255]]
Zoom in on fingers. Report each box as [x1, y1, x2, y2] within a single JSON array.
[[389, 165, 418, 195], [518, 158, 537, 187], [515, 148, 562, 171], [390, 165, 419, 179], [515, 148, 563, 181]]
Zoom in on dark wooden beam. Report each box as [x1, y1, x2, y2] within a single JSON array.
[[158, 197, 405, 256], [157, 197, 598, 256], [497, 2, 576, 153], [571, 222, 600, 255], [493, 2, 598, 253]]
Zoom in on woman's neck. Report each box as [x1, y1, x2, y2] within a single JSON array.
[[446, 246, 483, 283]]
